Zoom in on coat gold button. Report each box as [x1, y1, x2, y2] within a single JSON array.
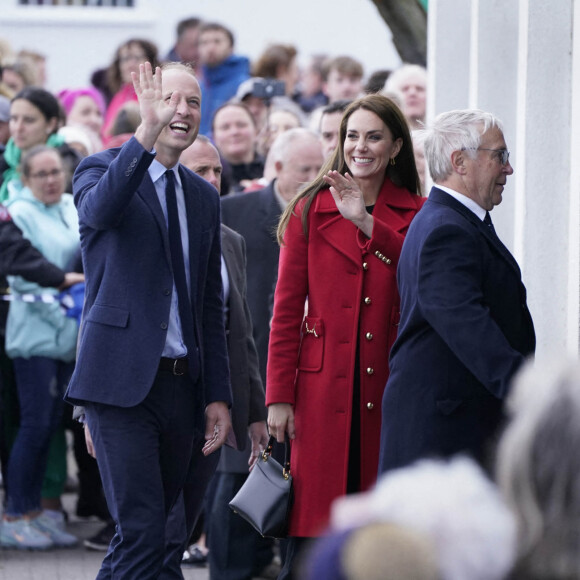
[[367, 402, 374, 410], [366, 367, 374, 375], [363, 262, 368, 270], [365, 332, 373, 340], [364, 297, 371, 305], [385, 258, 392, 264]]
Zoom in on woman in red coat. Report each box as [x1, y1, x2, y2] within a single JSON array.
[[267, 94, 424, 576]]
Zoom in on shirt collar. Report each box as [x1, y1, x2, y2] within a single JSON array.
[[435, 184, 486, 221], [148, 159, 182, 189]]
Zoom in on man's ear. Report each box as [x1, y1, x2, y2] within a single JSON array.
[[274, 160, 283, 175], [451, 150, 467, 175]]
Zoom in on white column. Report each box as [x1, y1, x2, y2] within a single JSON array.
[[428, 0, 472, 119], [469, 0, 520, 250], [514, 0, 574, 357]]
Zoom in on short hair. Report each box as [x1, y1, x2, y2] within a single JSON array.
[[384, 64, 427, 94], [422, 109, 503, 182], [199, 22, 234, 47], [496, 358, 580, 579], [365, 69, 392, 94], [21, 145, 62, 178], [321, 99, 352, 117], [194, 134, 212, 146], [321, 55, 364, 81], [176, 17, 201, 38], [12, 86, 61, 127], [160, 61, 198, 79], [252, 44, 297, 79], [267, 127, 319, 165]]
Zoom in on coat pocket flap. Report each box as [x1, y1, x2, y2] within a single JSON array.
[[86, 304, 129, 328], [297, 316, 324, 372]]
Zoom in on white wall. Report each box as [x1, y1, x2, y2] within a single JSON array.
[[0, 0, 402, 94], [429, 0, 579, 357]]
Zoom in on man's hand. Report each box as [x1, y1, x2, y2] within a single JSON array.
[[84, 423, 96, 459], [202, 401, 231, 456], [248, 420, 269, 470], [267, 403, 295, 443], [59, 272, 84, 290], [132, 62, 181, 151]]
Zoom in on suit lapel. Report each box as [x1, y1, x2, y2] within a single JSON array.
[[429, 188, 521, 275], [137, 172, 172, 265], [180, 166, 201, 304]]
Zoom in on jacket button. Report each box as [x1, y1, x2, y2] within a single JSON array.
[[365, 332, 373, 340], [160, 323, 168, 330], [362, 262, 368, 270], [366, 367, 374, 375], [163, 289, 171, 296], [367, 402, 374, 410], [385, 258, 392, 264], [364, 297, 372, 305]]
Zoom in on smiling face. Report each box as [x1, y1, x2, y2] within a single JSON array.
[[154, 68, 202, 167], [68, 95, 103, 135], [9, 99, 57, 153], [343, 108, 402, 190], [462, 127, 513, 211], [212, 105, 257, 164], [22, 149, 65, 205]]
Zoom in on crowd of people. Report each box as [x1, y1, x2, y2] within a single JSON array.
[[0, 13, 573, 580]]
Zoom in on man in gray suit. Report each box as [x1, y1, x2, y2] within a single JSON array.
[[176, 137, 271, 578]]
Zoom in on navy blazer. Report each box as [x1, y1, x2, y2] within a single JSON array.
[[379, 187, 535, 472], [65, 137, 232, 419]]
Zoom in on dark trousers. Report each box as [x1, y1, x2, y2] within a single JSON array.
[[208, 472, 274, 580], [5, 356, 73, 516], [161, 446, 220, 580], [85, 369, 198, 580]]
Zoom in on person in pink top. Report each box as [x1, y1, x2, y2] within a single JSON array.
[[101, 38, 158, 146]]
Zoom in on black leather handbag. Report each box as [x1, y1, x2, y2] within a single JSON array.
[[229, 435, 293, 538]]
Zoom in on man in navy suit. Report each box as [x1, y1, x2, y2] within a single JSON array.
[[65, 62, 232, 579], [379, 109, 535, 474]]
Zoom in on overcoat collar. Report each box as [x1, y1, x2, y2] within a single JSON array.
[[314, 178, 418, 266], [428, 187, 521, 274]]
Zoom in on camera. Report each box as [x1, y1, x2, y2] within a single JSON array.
[[251, 78, 286, 99]]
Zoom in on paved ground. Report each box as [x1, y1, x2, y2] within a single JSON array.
[[0, 493, 210, 580]]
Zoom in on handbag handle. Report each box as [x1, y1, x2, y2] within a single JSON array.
[[263, 435, 291, 480]]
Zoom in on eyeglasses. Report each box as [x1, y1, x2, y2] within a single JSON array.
[[463, 147, 510, 166], [29, 168, 64, 180]]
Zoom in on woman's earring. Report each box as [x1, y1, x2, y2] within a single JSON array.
[[390, 157, 396, 166]]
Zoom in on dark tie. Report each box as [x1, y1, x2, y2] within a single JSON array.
[[165, 170, 198, 371], [484, 212, 497, 236]]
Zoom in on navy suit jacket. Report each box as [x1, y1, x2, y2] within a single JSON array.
[[220, 182, 282, 385], [65, 137, 231, 420], [379, 187, 535, 472]]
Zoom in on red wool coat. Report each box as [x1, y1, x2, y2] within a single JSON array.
[[266, 178, 424, 537]]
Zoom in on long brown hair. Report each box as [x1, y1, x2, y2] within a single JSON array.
[[277, 93, 421, 245]]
